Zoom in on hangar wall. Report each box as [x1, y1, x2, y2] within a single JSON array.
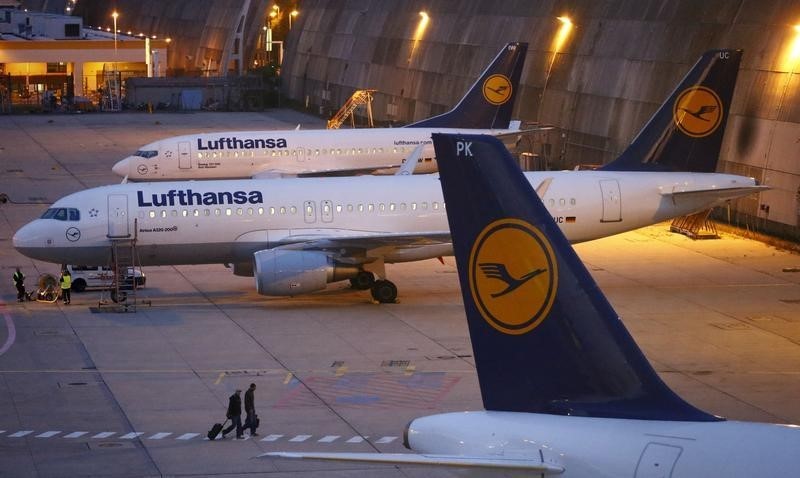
[[74, 0, 269, 76], [283, 0, 800, 239]]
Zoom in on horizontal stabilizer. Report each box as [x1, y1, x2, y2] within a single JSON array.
[[662, 185, 768, 203], [261, 452, 564, 473]]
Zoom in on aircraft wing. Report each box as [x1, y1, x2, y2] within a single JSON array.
[[662, 185, 768, 204], [273, 231, 452, 257], [260, 451, 564, 473]]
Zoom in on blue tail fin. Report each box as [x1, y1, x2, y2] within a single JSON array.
[[431, 133, 720, 422], [406, 43, 527, 130], [601, 49, 742, 172]]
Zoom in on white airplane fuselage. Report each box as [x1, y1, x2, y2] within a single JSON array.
[[14, 171, 757, 269], [407, 411, 800, 476], [112, 127, 511, 180]]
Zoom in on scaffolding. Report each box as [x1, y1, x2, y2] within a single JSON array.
[[670, 209, 720, 240], [327, 89, 376, 129], [99, 219, 146, 312]]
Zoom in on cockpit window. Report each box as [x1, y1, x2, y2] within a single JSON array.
[[40, 208, 80, 221], [134, 150, 158, 159]]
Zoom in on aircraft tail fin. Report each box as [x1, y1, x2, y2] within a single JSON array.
[[431, 132, 720, 421], [406, 43, 527, 130], [601, 49, 742, 173]]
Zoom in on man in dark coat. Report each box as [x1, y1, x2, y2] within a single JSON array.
[[244, 383, 258, 436], [13, 267, 25, 302], [222, 389, 243, 439]]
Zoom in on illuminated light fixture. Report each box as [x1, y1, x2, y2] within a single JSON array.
[[409, 11, 431, 63], [289, 9, 299, 28], [779, 23, 800, 71], [166, 38, 172, 43], [127, 31, 132, 35], [539, 15, 575, 122]]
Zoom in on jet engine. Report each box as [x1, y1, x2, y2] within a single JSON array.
[[253, 250, 360, 296]]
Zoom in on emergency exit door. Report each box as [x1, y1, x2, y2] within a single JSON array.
[[178, 141, 192, 169], [107, 194, 130, 238], [599, 179, 622, 222]]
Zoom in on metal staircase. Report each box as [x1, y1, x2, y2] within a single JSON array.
[[99, 219, 146, 312], [327, 89, 376, 129], [100, 68, 121, 112], [670, 209, 719, 239]]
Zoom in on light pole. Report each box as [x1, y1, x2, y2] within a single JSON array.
[[289, 10, 298, 29], [112, 11, 119, 70]]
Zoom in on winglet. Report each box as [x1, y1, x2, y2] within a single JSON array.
[[431, 132, 720, 421], [406, 43, 527, 130], [601, 49, 742, 172]]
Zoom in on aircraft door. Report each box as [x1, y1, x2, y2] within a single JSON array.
[[178, 141, 192, 169], [107, 194, 130, 238], [635, 443, 682, 478], [599, 179, 622, 222], [321, 200, 333, 223], [303, 200, 316, 223]]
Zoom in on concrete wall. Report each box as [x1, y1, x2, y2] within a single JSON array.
[[282, 0, 800, 239]]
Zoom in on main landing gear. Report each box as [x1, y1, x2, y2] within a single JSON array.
[[349, 271, 398, 303]]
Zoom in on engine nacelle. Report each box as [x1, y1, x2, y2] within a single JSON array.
[[253, 250, 359, 296]]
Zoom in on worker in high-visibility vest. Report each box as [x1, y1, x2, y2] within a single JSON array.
[[59, 269, 72, 305], [12, 267, 25, 302]]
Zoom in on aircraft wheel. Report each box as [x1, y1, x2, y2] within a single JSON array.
[[370, 280, 397, 303], [111, 290, 127, 304], [350, 271, 375, 290]]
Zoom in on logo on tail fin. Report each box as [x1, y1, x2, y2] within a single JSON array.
[[482, 74, 513, 106], [673, 86, 723, 137], [468, 218, 557, 335]]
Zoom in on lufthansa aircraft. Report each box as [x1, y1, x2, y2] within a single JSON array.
[[13, 50, 763, 303], [261, 133, 800, 476], [111, 43, 529, 181]]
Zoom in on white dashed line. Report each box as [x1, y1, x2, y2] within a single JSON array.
[[92, 432, 115, 439], [35, 431, 61, 438], [375, 436, 397, 444], [63, 431, 88, 438], [176, 433, 199, 440], [318, 435, 340, 443], [289, 435, 311, 442], [260, 434, 283, 442], [148, 432, 171, 440], [120, 432, 144, 439], [346, 436, 365, 443], [9, 431, 33, 438]]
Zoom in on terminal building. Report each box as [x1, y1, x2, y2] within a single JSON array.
[[6, 0, 800, 241], [0, 0, 168, 109]]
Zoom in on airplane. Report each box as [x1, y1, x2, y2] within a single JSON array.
[[111, 42, 530, 181], [260, 132, 800, 476], [12, 50, 764, 304]]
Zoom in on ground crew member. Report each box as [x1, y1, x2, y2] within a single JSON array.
[[244, 383, 259, 436], [59, 269, 71, 305], [13, 267, 25, 302]]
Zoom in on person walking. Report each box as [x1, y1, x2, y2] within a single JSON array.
[[59, 269, 71, 305], [13, 267, 25, 302], [222, 389, 243, 439], [244, 383, 259, 437]]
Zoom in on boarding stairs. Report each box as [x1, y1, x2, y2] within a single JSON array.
[[670, 209, 719, 240], [99, 220, 147, 312], [327, 89, 376, 129], [101, 69, 122, 112]]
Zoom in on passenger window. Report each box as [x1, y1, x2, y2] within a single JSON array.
[[559, 198, 566, 206], [347, 204, 353, 212], [182, 210, 188, 217], [389, 203, 396, 211], [171, 210, 178, 217], [280, 207, 286, 214], [570, 198, 576, 206], [290, 206, 297, 214], [215, 209, 221, 216], [204, 209, 210, 216], [379, 203, 385, 212], [269, 207, 276, 215], [411, 203, 417, 211], [400, 203, 407, 211], [368, 204, 374, 212], [236, 208, 243, 216], [225, 208, 232, 216], [358, 204, 364, 212], [193, 209, 199, 217], [247, 208, 253, 215], [548, 198, 555, 207], [257, 207, 264, 215], [148, 211, 156, 218], [421, 202, 428, 210], [432, 202, 439, 210], [336, 204, 342, 213], [160, 210, 167, 218]]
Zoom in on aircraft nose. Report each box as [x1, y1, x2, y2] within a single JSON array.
[[112, 158, 130, 178], [11, 220, 53, 260]]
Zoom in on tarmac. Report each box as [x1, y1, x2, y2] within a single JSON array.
[[1, 111, 799, 477]]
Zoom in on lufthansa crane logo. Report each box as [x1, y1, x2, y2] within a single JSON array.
[[468, 218, 558, 335], [482, 74, 513, 106], [673, 86, 723, 138]]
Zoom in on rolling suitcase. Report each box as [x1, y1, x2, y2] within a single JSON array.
[[207, 419, 228, 440]]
